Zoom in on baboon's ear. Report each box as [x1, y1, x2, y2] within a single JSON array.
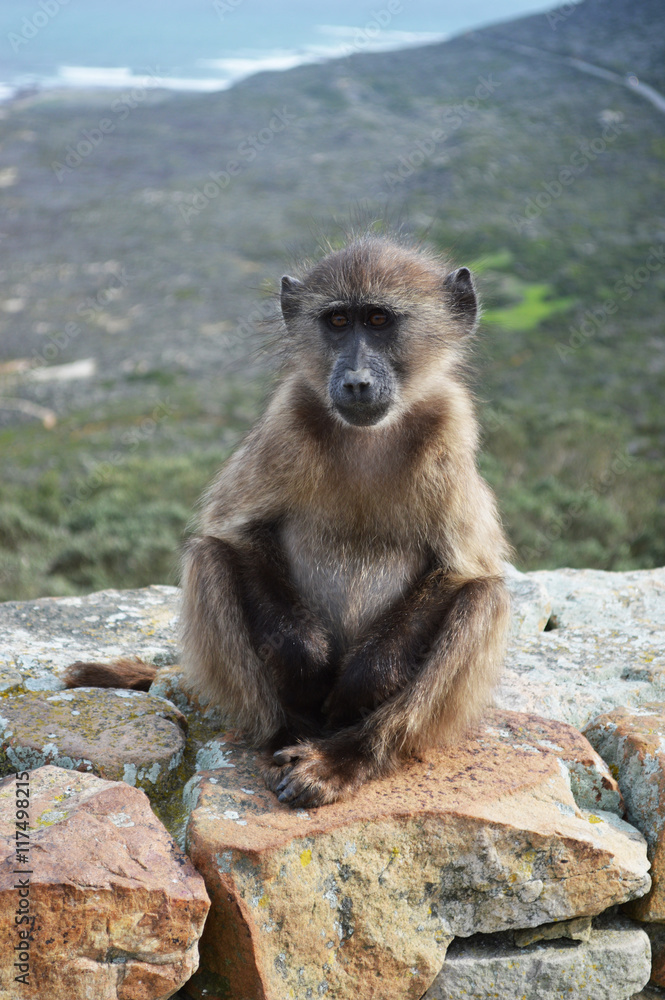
[[281, 275, 304, 323], [443, 266, 478, 332]]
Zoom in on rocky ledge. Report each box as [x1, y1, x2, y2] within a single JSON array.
[[0, 566, 664, 999]]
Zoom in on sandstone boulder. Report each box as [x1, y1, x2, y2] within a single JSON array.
[[422, 916, 650, 1000], [0, 765, 209, 1000], [184, 710, 650, 1000]]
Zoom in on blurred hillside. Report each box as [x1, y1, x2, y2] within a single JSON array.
[[0, 0, 664, 600]]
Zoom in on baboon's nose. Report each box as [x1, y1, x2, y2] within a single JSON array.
[[343, 368, 373, 398]]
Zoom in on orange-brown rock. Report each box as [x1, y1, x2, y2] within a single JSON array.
[[584, 704, 665, 927], [185, 710, 650, 1000], [0, 765, 210, 1000], [642, 922, 665, 988]]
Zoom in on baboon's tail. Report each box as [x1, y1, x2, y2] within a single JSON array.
[[64, 657, 158, 692]]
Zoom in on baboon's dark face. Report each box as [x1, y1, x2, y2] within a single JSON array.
[[280, 238, 479, 430], [321, 304, 399, 426]]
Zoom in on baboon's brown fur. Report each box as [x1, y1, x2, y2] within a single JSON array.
[[64, 657, 157, 691], [180, 233, 511, 807]]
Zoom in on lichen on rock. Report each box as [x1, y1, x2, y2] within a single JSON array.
[[0, 686, 187, 800]]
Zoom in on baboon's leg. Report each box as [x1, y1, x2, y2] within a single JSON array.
[[181, 530, 334, 755], [274, 574, 511, 807]]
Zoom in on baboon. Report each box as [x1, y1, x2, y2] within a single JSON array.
[[180, 233, 511, 807]]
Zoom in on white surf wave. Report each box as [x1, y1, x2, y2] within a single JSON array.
[[0, 28, 447, 101], [55, 65, 231, 92]]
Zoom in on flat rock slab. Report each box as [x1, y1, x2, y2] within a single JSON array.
[[499, 568, 665, 728], [422, 918, 650, 1000], [0, 688, 186, 798], [0, 585, 179, 692], [0, 765, 209, 1000], [531, 567, 665, 630], [584, 703, 665, 924], [184, 710, 649, 1000]]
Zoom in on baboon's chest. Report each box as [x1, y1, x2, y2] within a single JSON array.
[[279, 517, 427, 640]]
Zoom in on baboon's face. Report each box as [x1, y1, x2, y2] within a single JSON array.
[[319, 303, 399, 426], [280, 238, 478, 429]]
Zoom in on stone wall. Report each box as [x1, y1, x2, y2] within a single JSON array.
[[0, 566, 664, 999]]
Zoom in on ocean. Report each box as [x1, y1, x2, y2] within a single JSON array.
[[1, 0, 557, 100]]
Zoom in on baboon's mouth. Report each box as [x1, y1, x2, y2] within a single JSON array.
[[333, 399, 392, 427]]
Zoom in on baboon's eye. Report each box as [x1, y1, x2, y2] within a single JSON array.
[[367, 310, 388, 328], [328, 312, 349, 329]]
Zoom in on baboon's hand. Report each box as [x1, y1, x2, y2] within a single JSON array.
[[258, 750, 296, 794], [272, 741, 364, 808]]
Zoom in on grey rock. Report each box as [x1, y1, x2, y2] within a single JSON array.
[[499, 567, 665, 729], [0, 666, 22, 693], [504, 563, 552, 635], [0, 687, 187, 798], [150, 662, 227, 728], [641, 921, 665, 990], [424, 918, 651, 1000], [1, 571, 663, 738], [0, 584, 180, 692], [582, 704, 665, 924], [530, 567, 665, 630]]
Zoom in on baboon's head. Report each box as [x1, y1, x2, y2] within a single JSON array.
[[280, 235, 478, 428]]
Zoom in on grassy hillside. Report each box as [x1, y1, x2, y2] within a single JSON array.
[[0, 0, 663, 600]]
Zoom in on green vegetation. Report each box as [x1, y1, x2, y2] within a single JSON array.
[[0, 0, 663, 600], [0, 386, 259, 601], [482, 282, 575, 333]]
